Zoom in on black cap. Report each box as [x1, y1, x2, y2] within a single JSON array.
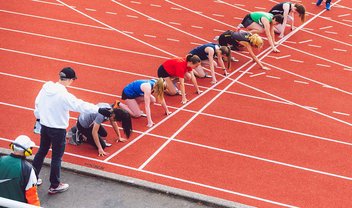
[[59, 67, 77, 80]]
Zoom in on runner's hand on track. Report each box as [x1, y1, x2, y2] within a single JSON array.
[[98, 149, 109, 157]]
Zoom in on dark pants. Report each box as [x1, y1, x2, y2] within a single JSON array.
[[76, 121, 107, 149], [241, 14, 254, 28], [32, 125, 66, 188]]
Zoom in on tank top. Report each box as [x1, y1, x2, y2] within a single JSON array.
[[269, 2, 292, 15], [250, 12, 274, 27], [189, 43, 218, 60], [123, 79, 156, 99]]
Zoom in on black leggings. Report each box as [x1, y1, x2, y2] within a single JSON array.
[[77, 121, 107, 149], [241, 14, 254, 28], [157, 65, 171, 78]]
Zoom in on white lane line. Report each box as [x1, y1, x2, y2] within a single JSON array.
[[130, 1, 141, 4], [170, 7, 182, 10], [289, 59, 304, 63], [333, 111, 350, 116], [233, 17, 243, 20], [250, 72, 266, 77], [142, 33, 156, 38], [213, 29, 224, 32], [316, 64, 331, 68], [85, 8, 96, 11], [122, 31, 133, 34], [266, 75, 281, 79], [0, 9, 112, 31], [105, 11, 117, 15], [191, 25, 203, 29], [238, 70, 253, 74], [338, 13, 350, 17], [166, 38, 180, 42], [233, 3, 245, 7], [298, 39, 313, 44], [32, 0, 63, 6], [254, 6, 266, 10], [150, 4, 161, 7], [319, 25, 333, 30], [0, 27, 168, 59], [0, 47, 159, 78], [126, 15, 138, 18], [167, 0, 235, 28], [304, 106, 318, 110], [238, 81, 352, 127], [190, 42, 202, 46], [307, 44, 322, 48], [342, 19, 352, 23], [282, 42, 351, 69], [169, 22, 181, 25], [344, 68, 352, 72], [333, 48, 347, 52], [294, 80, 309, 85], [322, 85, 337, 89], [0, 134, 297, 208], [212, 13, 224, 17], [285, 40, 297, 44], [324, 31, 338, 34], [57, 0, 176, 57], [301, 28, 352, 47]]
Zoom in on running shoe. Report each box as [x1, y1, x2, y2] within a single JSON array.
[[326, 2, 331, 10], [37, 178, 42, 186], [48, 183, 69, 194], [316, 0, 323, 6]]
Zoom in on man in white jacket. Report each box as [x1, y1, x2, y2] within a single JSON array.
[[32, 67, 111, 194]]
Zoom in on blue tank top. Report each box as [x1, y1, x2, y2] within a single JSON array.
[[189, 43, 218, 60], [123, 80, 156, 99]]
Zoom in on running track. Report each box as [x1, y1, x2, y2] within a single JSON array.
[[0, 0, 351, 207]]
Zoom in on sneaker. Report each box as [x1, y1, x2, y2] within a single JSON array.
[[204, 74, 212, 78], [213, 35, 219, 41], [37, 178, 42, 186], [316, 0, 323, 6], [326, 2, 331, 10], [230, 57, 239, 62], [33, 119, 41, 134], [48, 183, 69, 194], [105, 142, 112, 147], [140, 112, 147, 117]]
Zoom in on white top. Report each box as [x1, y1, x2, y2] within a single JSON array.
[[34, 81, 99, 129]]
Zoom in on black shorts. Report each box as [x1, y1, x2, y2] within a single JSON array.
[[157, 65, 170, 78], [241, 14, 254, 28], [121, 90, 130, 100]]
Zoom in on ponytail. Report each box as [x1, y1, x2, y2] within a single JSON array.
[[220, 46, 231, 70], [186, 54, 201, 64], [153, 78, 165, 103], [112, 108, 132, 138], [248, 33, 264, 48], [295, 4, 306, 22]]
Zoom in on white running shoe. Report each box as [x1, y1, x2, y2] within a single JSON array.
[[48, 183, 69, 194]]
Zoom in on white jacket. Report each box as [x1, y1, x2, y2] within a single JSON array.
[[34, 81, 98, 129]]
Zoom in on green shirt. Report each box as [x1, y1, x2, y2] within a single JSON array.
[[0, 154, 29, 204], [250, 12, 274, 27]]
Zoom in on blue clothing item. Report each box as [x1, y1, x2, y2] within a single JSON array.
[[189, 43, 219, 60], [32, 125, 66, 188], [122, 80, 156, 99]]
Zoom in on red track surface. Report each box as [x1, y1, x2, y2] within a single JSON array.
[[1, 0, 351, 207]]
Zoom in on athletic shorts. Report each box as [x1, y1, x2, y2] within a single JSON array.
[[241, 14, 254, 28], [121, 90, 134, 100], [157, 65, 171, 78]]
